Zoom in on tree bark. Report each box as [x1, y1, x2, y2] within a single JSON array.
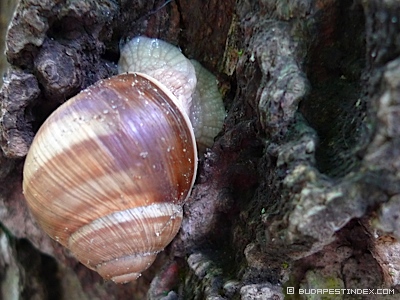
[[1, 0, 400, 299]]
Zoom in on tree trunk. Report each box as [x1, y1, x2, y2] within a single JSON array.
[[1, 0, 400, 299]]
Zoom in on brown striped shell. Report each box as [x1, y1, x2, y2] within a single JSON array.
[[22, 73, 197, 283]]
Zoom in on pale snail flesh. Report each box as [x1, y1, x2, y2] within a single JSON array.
[[22, 36, 225, 283], [118, 36, 226, 152]]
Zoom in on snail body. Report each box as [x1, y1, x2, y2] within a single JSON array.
[[118, 36, 226, 152], [22, 37, 225, 283]]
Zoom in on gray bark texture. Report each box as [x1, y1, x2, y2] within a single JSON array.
[[1, 0, 400, 299]]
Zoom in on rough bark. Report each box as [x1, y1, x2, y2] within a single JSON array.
[[1, 0, 400, 299]]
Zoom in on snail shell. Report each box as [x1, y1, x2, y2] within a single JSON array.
[[22, 36, 225, 283], [23, 73, 197, 283]]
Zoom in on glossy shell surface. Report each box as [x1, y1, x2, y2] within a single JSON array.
[[23, 73, 197, 282]]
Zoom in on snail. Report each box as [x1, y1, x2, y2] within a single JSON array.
[[22, 36, 225, 283]]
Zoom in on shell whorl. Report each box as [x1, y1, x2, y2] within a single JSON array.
[[70, 203, 183, 282], [23, 73, 197, 282]]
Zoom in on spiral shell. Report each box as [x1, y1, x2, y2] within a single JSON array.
[[23, 36, 226, 283], [23, 73, 197, 283]]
